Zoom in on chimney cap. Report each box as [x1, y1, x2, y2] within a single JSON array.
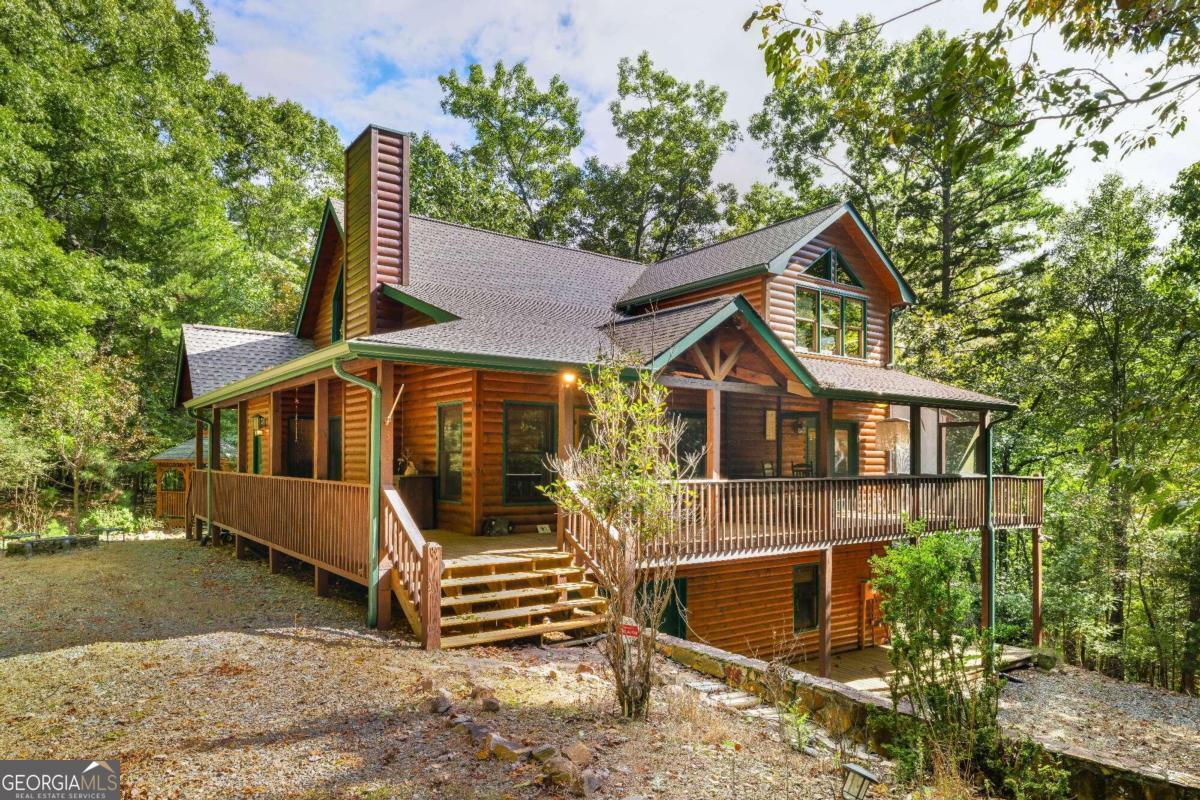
[[345, 123, 416, 153]]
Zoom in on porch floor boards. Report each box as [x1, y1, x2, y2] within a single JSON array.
[[424, 529, 557, 561], [790, 644, 1036, 694]]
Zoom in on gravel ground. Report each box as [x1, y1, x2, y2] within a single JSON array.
[[999, 663, 1200, 779], [0, 538, 870, 800]]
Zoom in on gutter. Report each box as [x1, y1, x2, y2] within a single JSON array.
[[185, 407, 213, 543], [332, 357, 383, 628]]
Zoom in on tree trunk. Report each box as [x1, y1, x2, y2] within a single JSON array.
[[1181, 531, 1200, 695], [72, 466, 81, 533], [939, 176, 953, 305]]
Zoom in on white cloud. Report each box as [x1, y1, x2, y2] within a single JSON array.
[[203, 0, 1196, 207]]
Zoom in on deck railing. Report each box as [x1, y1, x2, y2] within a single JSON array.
[[189, 471, 370, 582], [380, 486, 442, 649], [158, 489, 188, 520], [564, 474, 1043, 566]]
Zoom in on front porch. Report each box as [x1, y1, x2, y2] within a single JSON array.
[[791, 643, 1037, 695]]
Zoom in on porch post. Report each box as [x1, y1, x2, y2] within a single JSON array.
[[908, 403, 922, 474], [816, 398, 833, 477], [820, 546, 833, 677], [194, 419, 204, 470], [1032, 526, 1043, 647], [237, 401, 249, 473], [269, 391, 285, 476], [557, 378, 575, 460], [980, 411, 995, 630], [209, 407, 222, 473], [706, 387, 721, 478], [378, 361, 395, 487], [313, 379, 329, 480]]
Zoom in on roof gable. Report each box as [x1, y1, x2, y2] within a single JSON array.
[[294, 199, 345, 338], [176, 324, 315, 402]]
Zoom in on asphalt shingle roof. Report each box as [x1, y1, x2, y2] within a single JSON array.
[[617, 204, 844, 305], [181, 325, 314, 398], [151, 437, 237, 463], [797, 356, 1015, 409], [608, 297, 734, 362]]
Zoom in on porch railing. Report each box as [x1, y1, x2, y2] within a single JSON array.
[[189, 471, 370, 582], [380, 486, 442, 649], [158, 489, 188, 520], [564, 474, 1043, 566]]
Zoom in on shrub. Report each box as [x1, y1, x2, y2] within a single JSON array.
[[82, 505, 138, 534]]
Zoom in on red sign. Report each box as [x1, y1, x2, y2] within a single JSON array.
[[619, 623, 639, 638]]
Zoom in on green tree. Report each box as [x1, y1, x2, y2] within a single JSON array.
[[408, 132, 528, 236], [575, 52, 740, 261], [439, 61, 583, 242], [721, 181, 837, 239]]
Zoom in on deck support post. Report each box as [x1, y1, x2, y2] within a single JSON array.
[[235, 534, 249, 560], [208, 409, 222, 543], [1031, 526, 1043, 647], [820, 546, 833, 678], [421, 542, 443, 650], [706, 387, 721, 546], [269, 547, 283, 574], [908, 404, 922, 475], [981, 412, 995, 630], [236, 401, 249, 473], [816, 399, 833, 478], [376, 576, 393, 629], [314, 566, 331, 597]]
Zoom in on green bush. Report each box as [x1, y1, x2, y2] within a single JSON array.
[[82, 505, 138, 534], [43, 519, 69, 538]]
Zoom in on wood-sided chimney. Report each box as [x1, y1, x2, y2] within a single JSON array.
[[343, 124, 410, 338]]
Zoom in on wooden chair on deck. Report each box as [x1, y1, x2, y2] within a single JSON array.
[[762, 462, 775, 478], [791, 463, 812, 478]]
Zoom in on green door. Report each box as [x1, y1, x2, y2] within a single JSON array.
[[252, 434, 262, 475]]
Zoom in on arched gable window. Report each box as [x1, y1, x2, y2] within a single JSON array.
[[804, 248, 863, 288]]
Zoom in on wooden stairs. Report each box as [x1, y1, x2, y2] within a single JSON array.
[[436, 546, 608, 649]]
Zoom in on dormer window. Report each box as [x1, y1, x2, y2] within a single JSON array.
[[805, 247, 863, 288], [796, 288, 866, 358], [331, 267, 344, 343]]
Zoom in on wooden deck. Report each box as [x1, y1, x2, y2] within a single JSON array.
[[791, 644, 1035, 694], [423, 529, 558, 560]]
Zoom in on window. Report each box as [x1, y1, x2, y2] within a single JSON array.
[[160, 468, 184, 492], [331, 268, 344, 343], [939, 409, 980, 474], [573, 407, 594, 449], [672, 411, 707, 475], [327, 416, 342, 481], [832, 421, 859, 476], [804, 247, 863, 287], [437, 403, 463, 501], [795, 289, 817, 352], [793, 564, 821, 632], [503, 403, 555, 504], [794, 286, 868, 359]]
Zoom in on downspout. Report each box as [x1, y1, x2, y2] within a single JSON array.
[[332, 357, 382, 628], [186, 407, 213, 543], [983, 409, 1015, 630]]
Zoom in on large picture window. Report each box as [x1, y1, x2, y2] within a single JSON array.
[[793, 563, 821, 632], [794, 287, 867, 359], [437, 403, 464, 502], [939, 409, 980, 474], [503, 402, 555, 504]]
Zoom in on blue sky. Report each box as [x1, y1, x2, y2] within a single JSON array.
[[203, 0, 1197, 208]]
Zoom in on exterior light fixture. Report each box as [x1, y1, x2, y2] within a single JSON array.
[[561, 371, 577, 385], [874, 416, 909, 451], [841, 763, 879, 800]]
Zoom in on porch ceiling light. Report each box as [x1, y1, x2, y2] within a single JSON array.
[[875, 416, 909, 452], [561, 371, 577, 385], [841, 763, 880, 800]]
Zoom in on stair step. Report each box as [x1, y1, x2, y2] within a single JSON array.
[[440, 614, 605, 649], [440, 583, 595, 608], [440, 571, 547, 590], [441, 597, 606, 628], [534, 566, 585, 579], [440, 554, 533, 578]]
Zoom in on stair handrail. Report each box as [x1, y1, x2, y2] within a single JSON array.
[[380, 486, 442, 649], [560, 480, 625, 587]]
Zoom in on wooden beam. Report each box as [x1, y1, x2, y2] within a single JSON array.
[[237, 401, 249, 473], [658, 374, 792, 398], [713, 341, 745, 381], [194, 418, 204, 470], [269, 546, 283, 574], [820, 546, 833, 677], [313, 379, 329, 480], [269, 391, 284, 476], [816, 399, 833, 477], [470, 370, 484, 536], [1032, 526, 1043, 647], [378, 361, 395, 486], [557, 380, 575, 460], [235, 534, 249, 560], [315, 566, 331, 597], [706, 387, 721, 479], [689, 344, 716, 379]]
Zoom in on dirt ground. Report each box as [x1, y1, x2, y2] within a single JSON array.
[[0, 538, 864, 800], [999, 662, 1200, 780]]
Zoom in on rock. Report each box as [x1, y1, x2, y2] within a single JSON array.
[[480, 696, 501, 713], [563, 741, 593, 767], [581, 768, 607, 797], [464, 722, 491, 747], [542, 755, 576, 786], [487, 734, 530, 762], [469, 685, 493, 699], [447, 714, 472, 731], [423, 689, 452, 715], [530, 744, 559, 763]]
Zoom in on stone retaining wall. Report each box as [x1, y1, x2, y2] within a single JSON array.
[[655, 634, 1200, 800]]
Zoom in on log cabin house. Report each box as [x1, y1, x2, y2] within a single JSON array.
[[174, 124, 1044, 671]]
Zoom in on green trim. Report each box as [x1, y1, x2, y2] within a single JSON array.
[[765, 205, 848, 274], [831, 420, 860, 476], [843, 202, 917, 304], [293, 199, 346, 337], [797, 283, 869, 360], [184, 342, 352, 410], [380, 284, 460, 323], [332, 358, 381, 628], [436, 401, 465, 503], [185, 407, 213, 540], [331, 267, 345, 343], [172, 333, 187, 406], [819, 386, 1016, 412], [804, 247, 864, 288], [618, 263, 769, 310], [501, 400, 557, 506]]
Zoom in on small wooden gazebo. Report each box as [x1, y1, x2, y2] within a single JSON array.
[[150, 439, 235, 523]]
